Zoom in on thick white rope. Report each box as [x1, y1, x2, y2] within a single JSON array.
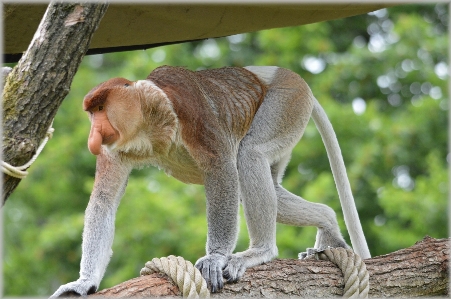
[[316, 247, 369, 298], [2, 122, 55, 179], [140, 255, 210, 299]]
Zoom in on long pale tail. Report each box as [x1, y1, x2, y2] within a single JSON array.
[[311, 97, 371, 259]]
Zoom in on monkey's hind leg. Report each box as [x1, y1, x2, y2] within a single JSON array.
[[223, 79, 310, 283], [272, 157, 350, 258]]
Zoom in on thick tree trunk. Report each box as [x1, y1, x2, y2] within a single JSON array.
[[2, 2, 108, 203], [91, 236, 449, 298]]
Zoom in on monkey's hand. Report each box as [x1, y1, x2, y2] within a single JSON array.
[[195, 253, 227, 293], [49, 278, 97, 298]]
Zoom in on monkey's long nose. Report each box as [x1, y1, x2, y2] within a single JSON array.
[[88, 124, 103, 155]]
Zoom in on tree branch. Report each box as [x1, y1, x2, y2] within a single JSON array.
[[2, 2, 108, 203], [90, 236, 449, 297]]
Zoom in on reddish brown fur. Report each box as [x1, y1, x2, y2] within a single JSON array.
[[83, 78, 133, 111], [147, 66, 267, 169]]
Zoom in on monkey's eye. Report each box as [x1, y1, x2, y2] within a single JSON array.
[[124, 83, 130, 87], [98, 105, 104, 111]]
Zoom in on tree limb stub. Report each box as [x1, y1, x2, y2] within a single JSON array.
[[2, 2, 109, 203], [91, 236, 449, 298]]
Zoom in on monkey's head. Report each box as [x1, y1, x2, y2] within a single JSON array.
[[83, 77, 142, 155]]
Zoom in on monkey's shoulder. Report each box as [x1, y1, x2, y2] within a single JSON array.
[[147, 66, 267, 144]]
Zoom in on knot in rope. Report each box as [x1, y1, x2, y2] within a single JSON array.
[[2, 122, 55, 179], [316, 247, 369, 298], [140, 255, 210, 299]]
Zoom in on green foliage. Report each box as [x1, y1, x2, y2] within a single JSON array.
[[4, 4, 448, 296]]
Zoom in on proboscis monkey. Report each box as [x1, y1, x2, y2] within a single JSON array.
[[50, 66, 370, 297]]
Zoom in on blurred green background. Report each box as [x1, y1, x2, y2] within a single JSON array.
[[3, 4, 448, 296]]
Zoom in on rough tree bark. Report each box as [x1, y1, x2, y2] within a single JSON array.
[[2, 2, 109, 203], [90, 236, 449, 298]]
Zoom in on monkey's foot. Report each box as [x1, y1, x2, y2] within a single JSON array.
[[223, 255, 246, 283], [195, 253, 227, 293], [299, 247, 327, 259], [50, 278, 97, 298], [223, 247, 277, 284]]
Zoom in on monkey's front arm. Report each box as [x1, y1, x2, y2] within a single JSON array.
[[50, 151, 131, 298], [194, 159, 240, 292]]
